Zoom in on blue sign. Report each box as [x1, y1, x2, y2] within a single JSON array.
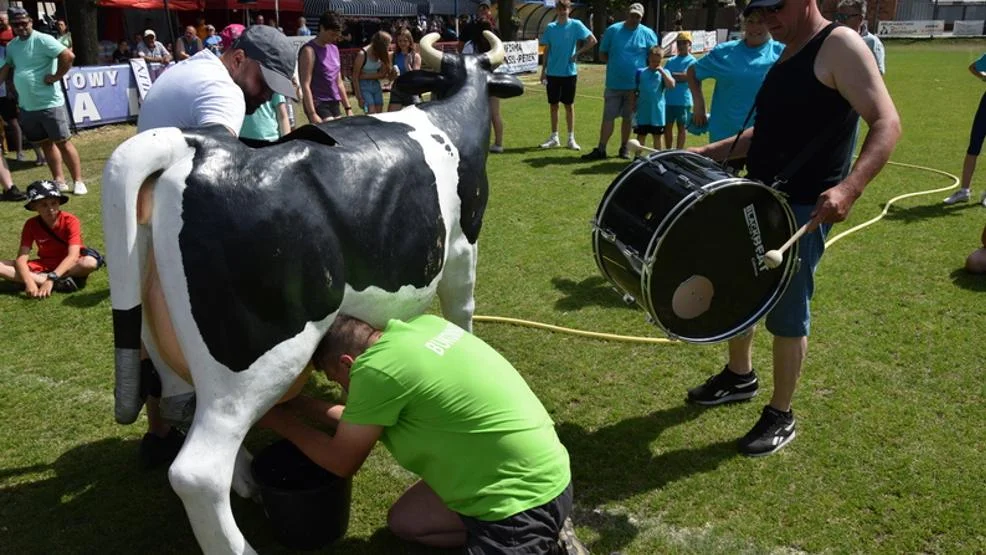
[[62, 63, 169, 129]]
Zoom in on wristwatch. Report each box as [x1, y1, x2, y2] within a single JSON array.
[[47, 272, 59, 281]]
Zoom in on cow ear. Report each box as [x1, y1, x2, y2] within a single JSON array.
[[394, 71, 450, 96], [487, 74, 524, 99]]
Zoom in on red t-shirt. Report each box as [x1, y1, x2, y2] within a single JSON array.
[[0, 28, 13, 47], [20, 211, 84, 268]]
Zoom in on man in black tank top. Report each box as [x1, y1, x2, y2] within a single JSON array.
[[685, 0, 900, 456]]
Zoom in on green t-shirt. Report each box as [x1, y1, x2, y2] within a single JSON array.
[[4, 31, 66, 111], [342, 314, 570, 521], [240, 93, 285, 142]]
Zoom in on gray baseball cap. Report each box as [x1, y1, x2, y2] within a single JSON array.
[[232, 25, 297, 100]]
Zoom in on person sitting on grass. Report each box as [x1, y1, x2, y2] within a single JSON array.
[[0, 180, 98, 297], [258, 313, 588, 554], [967, 222, 986, 274]]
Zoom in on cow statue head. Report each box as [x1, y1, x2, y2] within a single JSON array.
[[394, 31, 524, 101]]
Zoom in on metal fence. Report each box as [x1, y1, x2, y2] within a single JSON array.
[[895, 0, 986, 23]]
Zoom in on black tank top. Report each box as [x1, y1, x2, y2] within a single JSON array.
[[746, 23, 858, 205]]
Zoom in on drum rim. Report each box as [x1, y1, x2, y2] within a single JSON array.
[[640, 179, 800, 344]]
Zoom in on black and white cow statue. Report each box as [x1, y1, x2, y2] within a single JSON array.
[[101, 32, 522, 554]]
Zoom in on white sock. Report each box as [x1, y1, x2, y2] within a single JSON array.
[[568, 132, 575, 140], [550, 132, 559, 139]]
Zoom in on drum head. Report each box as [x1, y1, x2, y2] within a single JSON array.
[[643, 181, 798, 343]]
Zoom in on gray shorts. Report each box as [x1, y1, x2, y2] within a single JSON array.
[[603, 89, 634, 121], [20, 105, 71, 143]]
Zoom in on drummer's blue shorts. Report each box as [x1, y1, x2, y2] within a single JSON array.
[[765, 203, 831, 338]]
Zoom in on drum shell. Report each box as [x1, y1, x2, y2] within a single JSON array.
[[593, 151, 799, 343]]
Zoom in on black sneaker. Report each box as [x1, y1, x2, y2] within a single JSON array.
[[557, 517, 590, 555], [618, 145, 630, 159], [738, 405, 796, 457], [1, 185, 26, 201], [52, 277, 79, 292], [687, 365, 758, 405], [139, 427, 186, 470], [581, 147, 606, 161]]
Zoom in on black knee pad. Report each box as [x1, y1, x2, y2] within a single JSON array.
[[139, 359, 162, 400]]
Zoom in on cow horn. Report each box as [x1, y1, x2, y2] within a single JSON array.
[[419, 32, 443, 72], [483, 31, 505, 68]]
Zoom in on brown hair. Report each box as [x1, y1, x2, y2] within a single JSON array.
[[369, 30, 392, 67], [312, 315, 376, 373], [396, 28, 415, 55]]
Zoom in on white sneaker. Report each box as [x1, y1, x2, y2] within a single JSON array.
[[567, 138, 581, 151], [540, 136, 560, 148], [980, 191, 986, 207], [943, 189, 971, 204], [489, 144, 504, 153], [73, 181, 88, 195], [56, 181, 69, 192]]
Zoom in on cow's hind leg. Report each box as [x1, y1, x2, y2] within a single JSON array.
[[437, 233, 477, 332]]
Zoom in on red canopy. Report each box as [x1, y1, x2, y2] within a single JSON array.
[[204, 0, 303, 11], [97, 0, 204, 9]]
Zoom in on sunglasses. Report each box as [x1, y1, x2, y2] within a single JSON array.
[[834, 12, 862, 20], [11, 20, 30, 28]]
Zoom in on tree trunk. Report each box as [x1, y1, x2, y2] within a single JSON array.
[[592, 0, 608, 61], [704, 0, 718, 30], [65, 0, 99, 66], [497, 0, 515, 41]]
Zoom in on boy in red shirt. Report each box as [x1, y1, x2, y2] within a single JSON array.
[[0, 180, 99, 298]]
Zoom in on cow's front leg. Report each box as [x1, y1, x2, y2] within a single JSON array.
[[438, 233, 478, 332], [169, 395, 256, 555]]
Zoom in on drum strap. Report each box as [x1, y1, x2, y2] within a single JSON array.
[[722, 106, 858, 189]]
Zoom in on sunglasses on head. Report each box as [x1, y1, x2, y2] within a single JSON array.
[[834, 12, 862, 20]]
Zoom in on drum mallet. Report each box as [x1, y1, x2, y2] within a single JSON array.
[[764, 223, 809, 269], [626, 139, 659, 156]]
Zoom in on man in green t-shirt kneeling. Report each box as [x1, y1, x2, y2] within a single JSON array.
[[258, 313, 587, 554]]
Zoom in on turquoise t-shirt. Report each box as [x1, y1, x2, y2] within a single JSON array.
[[342, 315, 571, 521], [599, 21, 658, 90], [974, 53, 986, 72], [540, 19, 592, 77], [4, 31, 66, 111], [635, 67, 669, 126], [693, 39, 784, 141], [240, 94, 286, 142], [664, 53, 697, 107]]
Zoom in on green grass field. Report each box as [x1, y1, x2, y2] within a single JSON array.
[[2, 39, 986, 554]]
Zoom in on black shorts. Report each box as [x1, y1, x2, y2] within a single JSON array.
[[460, 482, 573, 554], [546, 76, 577, 105], [0, 97, 17, 121], [634, 124, 666, 136]]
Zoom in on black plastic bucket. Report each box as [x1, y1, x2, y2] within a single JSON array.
[[252, 439, 352, 551]]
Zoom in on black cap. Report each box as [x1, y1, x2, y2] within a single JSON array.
[[744, 0, 783, 15], [24, 180, 68, 210], [231, 25, 298, 100]]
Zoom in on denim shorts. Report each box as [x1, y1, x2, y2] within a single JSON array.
[[359, 80, 384, 107], [603, 89, 634, 121], [764, 203, 831, 338], [666, 105, 692, 126]]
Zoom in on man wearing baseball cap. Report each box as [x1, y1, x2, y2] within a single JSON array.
[[582, 2, 657, 160], [131, 23, 299, 469], [137, 24, 298, 135]]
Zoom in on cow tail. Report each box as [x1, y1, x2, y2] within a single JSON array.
[[101, 127, 191, 425]]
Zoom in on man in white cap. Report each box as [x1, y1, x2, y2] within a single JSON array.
[[131, 23, 300, 468], [136, 29, 171, 64], [581, 2, 657, 160]]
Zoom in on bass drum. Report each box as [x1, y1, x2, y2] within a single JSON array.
[[592, 150, 799, 343]]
